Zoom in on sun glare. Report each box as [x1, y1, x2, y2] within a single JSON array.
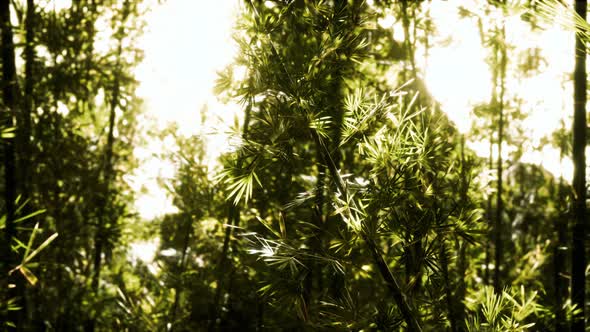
[[130, 0, 577, 222], [130, 239, 159, 263], [132, 0, 239, 220], [49, 0, 72, 11], [422, 1, 574, 182], [423, 2, 491, 135]]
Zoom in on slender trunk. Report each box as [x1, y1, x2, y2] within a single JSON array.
[[81, 8, 95, 327], [436, 136, 463, 332], [554, 181, 567, 331], [209, 203, 238, 331], [85, 0, 95, 106], [493, 24, 506, 294], [363, 231, 422, 331], [554, 122, 568, 332], [1, 0, 17, 268], [455, 134, 467, 328], [87, 37, 122, 332], [400, 0, 424, 297], [170, 216, 193, 331], [19, 6, 34, 324], [210, 93, 252, 332], [91, 51, 120, 292], [21, 0, 34, 196], [480, 10, 492, 285], [400, 0, 417, 80], [1, 0, 25, 327], [47, 21, 64, 328], [423, 1, 431, 73], [441, 242, 457, 332], [571, 1, 586, 330], [314, 133, 422, 331], [484, 133, 494, 285]]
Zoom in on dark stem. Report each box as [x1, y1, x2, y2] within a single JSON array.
[[210, 89, 252, 332], [571, 1, 586, 330], [313, 132, 422, 332], [1, 0, 24, 327]]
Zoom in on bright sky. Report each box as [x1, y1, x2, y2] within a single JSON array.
[[130, 0, 240, 221], [422, 0, 574, 180], [128, 0, 576, 227]]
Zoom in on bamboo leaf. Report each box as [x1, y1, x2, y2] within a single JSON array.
[[278, 211, 287, 239], [21, 232, 59, 267], [19, 266, 38, 286], [12, 209, 46, 224]]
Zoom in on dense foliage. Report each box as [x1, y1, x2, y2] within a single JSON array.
[[1, 0, 590, 331]]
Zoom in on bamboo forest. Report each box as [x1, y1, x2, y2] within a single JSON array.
[[4, 0, 590, 330]]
